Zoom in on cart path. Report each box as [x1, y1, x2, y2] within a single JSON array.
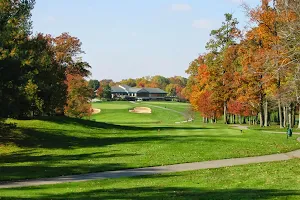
[[230, 125, 300, 135], [1, 142, 299, 189]]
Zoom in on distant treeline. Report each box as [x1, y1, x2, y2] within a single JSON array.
[[89, 75, 189, 100]]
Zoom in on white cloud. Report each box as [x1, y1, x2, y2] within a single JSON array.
[[171, 4, 192, 12], [192, 19, 212, 29]]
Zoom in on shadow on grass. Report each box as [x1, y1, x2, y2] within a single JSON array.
[[0, 116, 240, 181], [0, 151, 139, 164], [1, 187, 299, 200], [0, 163, 127, 183], [38, 116, 212, 131], [0, 125, 235, 149]]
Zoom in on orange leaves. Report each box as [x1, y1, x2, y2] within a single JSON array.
[[64, 74, 92, 118]]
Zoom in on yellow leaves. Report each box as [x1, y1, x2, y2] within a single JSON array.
[[24, 80, 38, 100], [9, 47, 17, 57], [21, 58, 33, 66]]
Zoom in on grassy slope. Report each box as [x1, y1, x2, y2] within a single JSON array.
[[139, 101, 191, 113], [1, 159, 299, 199], [91, 101, 185, 124], [0, 101, 299, 182]]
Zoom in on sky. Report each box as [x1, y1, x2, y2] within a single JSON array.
[[31, 0, 260, 81]]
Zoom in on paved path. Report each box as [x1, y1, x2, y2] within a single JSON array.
[[262, 130, 300, 135], [230, 125, 249, 130], [1, 145, 299, 189], [230, 125, 300, 135]]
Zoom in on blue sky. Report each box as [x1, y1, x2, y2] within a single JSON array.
[[31, 0, 260, 81]]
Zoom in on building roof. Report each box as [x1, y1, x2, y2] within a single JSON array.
[[111, 86, 127, 93], [119, 85, 131, 91], [111, 85, 167, 94], [127, 87, 149, 93], [144, 88, 167, 94]]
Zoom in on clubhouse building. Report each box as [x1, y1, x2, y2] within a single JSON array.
[[111, 85, 167, 100]]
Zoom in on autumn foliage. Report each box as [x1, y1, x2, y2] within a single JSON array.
[[64, 74, 92, 118], [0, 0, 92, 119], [188, 1, 300, 127]]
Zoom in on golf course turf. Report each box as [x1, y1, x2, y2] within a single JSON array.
[[1, 101, 299, 199]]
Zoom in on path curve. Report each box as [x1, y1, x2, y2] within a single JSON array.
[[1, 143, 299, 189]]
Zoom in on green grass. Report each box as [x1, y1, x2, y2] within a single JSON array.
[[0, 159, 299, 199], [0, 101, 299, 182], [138, 101, 191, 113], [91, 101, 187, 124], [248, 125, 300, 133]]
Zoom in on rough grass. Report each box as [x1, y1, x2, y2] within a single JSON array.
[[0, 101, 299, 182], [0, 159, 299, 199]]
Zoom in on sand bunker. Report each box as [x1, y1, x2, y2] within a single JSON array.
[[92, 108, 101, 114], [129, 107, 152, 114]]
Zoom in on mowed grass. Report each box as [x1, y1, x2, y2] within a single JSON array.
[[1, 159, 299, 199], [91, 101, 186, 124], [139, 101, 191, 113], [0, 101, 299, 182]]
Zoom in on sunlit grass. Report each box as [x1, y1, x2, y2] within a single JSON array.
[[1, 159, 299, 199], [0, 101, 299, 182]]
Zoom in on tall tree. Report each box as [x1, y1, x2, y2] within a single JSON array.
[[205, 13, 240, 124]]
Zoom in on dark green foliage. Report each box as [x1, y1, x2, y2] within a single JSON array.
[[205, 13, 240, 53], [103, 84, 112, 99], [88, 79, 100, 91], [0, 0, 90, 119]]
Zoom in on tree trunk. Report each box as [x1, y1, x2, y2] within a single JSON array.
[[278, 100, 283, 128], [292, 104, 295, 127], [298, 106, 300, 128], [264, 100, 268, 127], [224, 101, 227, 124], [259, 94, 264, 127], [288, 105, 292, 128], [283, 106, 286, 127]]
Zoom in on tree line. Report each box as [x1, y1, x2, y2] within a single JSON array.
[[186, 0, 300, 128], [89, 75, 189, 100], [0, 0, 92, 119]]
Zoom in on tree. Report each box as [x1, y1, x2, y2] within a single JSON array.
[[277, 0, 300, 127], [136, 77, 150, 88], [148, 75, 169, 90], [64, 74, 92, 118], [120, 78, 136, 87], [0, 0, 35, 118], [205, 13, 240, 124], [88, 80, 100, 91], [103, 85, 111, 99], [184, 58, 200, 100]]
